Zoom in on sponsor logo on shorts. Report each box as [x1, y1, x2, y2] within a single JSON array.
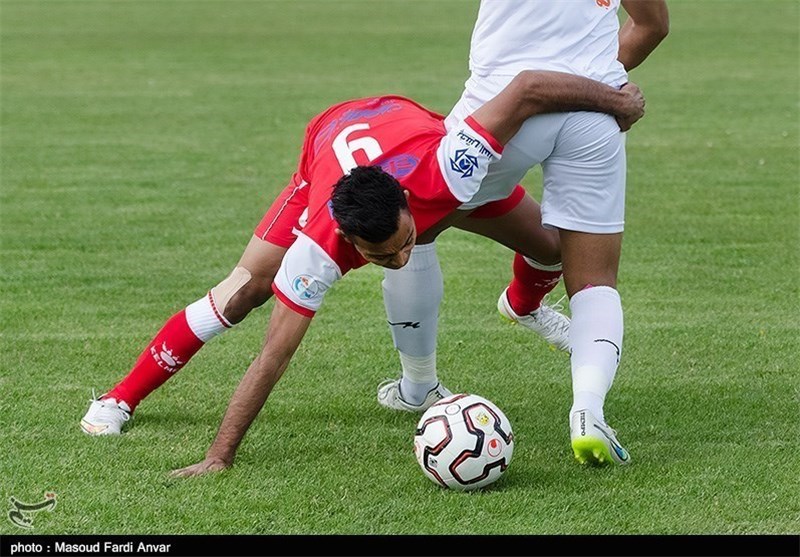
[[449, 148, 479, 178], [292, 275, 320, 300], [596, 0, 611, 8]]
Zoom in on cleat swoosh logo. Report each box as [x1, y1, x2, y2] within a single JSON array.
[[592, 424, 629, 461]]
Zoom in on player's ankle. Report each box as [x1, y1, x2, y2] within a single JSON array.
[[399, 377, 438, 405]]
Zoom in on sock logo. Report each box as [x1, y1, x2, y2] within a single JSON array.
[[151, 342, 185, 373], [594, 339, 621, 365], [387, 320, 421, 329]]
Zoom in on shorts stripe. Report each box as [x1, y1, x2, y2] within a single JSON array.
[[259, 180, 308, 241]]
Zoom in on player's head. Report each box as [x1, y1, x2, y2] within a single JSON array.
[[332, 165, 416, 270]]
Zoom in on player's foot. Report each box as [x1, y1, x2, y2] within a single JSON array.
[[80, 392, 132, 436], [570, 408, 630, 466], [377, 379, 452, 412], [497, 288, 570, 351]]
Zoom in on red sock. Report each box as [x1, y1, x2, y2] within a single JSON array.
[[506, 253, 562, 315], [106, 310, 204, 411]]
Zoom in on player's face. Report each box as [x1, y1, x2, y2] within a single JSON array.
[[351, 210, 417, 270]]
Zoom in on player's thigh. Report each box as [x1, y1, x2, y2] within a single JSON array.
[[245, 175, 310, 281], [456, 188, 560, 265], [236, 236, 288, 284], [540, 112, 626, 234]]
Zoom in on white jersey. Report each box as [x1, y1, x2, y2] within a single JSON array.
[[468, 0, 628, 87]]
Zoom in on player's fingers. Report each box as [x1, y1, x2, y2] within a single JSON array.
[[169, 465, 202, 478]]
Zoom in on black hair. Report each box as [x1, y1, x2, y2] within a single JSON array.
[[330, 165, 409, 243]]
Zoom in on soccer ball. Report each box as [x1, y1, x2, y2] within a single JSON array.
[[413, 393, 514, 491]]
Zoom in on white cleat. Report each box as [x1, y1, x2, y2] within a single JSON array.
[[377, 379, 452, 412], [497, 288, 570, 352], [570, 408, 631, 466], [80, 392, 132, 436]]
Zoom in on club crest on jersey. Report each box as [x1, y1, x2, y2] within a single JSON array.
[[449, 148, 480, 178], [292, 275, 320, 300]]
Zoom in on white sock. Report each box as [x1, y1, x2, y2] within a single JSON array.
[[185, 293, 232, 342], [398, 352, 438, 404], [568, 286, 623, 423], [382, 243, 442, 358]]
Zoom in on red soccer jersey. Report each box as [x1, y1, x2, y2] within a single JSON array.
[[272, 95, 504, 317]]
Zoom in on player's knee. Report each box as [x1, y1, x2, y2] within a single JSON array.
[[210, 267, 272, 324], [519, 233, 561, 266]]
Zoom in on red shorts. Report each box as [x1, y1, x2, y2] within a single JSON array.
[[467, 184, 526, 219], [254, 179, 526, 246], [253, 172, 310, 248]]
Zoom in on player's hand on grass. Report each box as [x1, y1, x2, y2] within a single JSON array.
[[170, 456, 230, 478], [616, 82, 645, 132]]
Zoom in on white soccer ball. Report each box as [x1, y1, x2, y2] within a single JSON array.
[[413, 393, 514, 491]]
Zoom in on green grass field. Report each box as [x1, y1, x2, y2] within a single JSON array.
[[1, 0, 798, 538]]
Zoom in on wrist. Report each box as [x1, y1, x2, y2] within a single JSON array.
[[608, 88, 629, 117], [206, 447, 235, 466]]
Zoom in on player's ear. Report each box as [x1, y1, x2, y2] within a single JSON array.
[[403, 189, 410, 199], [335, 228, 353, 244]]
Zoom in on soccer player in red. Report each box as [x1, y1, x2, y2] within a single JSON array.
[[79, 70, 644, 474]]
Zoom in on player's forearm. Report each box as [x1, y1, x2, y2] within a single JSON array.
[[472, 70, 643, 145], [618, 19, 669, 71], [523, 71, 625, 115], [618, 0, 669, 71], [513, 70, 643, 127], [206, 302, 311, 464], [205, 351, 289, 464]]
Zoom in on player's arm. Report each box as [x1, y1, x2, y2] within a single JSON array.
[[470, 70, 646, 144], [170, 300, 312, 477], [618, 0, 670, 71]]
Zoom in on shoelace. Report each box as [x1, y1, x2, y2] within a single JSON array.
[[542, 293, 568, 314], [88, 390, 131, 423], [534, 305, 570, 335]]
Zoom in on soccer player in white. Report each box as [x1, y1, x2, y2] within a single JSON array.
[[379, 0, 669, 466]]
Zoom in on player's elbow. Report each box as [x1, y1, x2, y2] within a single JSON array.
[[510, 70, 550, 112], [645, 8, 670, 42], [651, 18, 670, 42]]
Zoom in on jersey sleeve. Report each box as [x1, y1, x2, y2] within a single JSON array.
[[435, 115, 504, 203], [272, 232, 343, 317]]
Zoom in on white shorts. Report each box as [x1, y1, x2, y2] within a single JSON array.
[[446, 74, 627, 234]]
